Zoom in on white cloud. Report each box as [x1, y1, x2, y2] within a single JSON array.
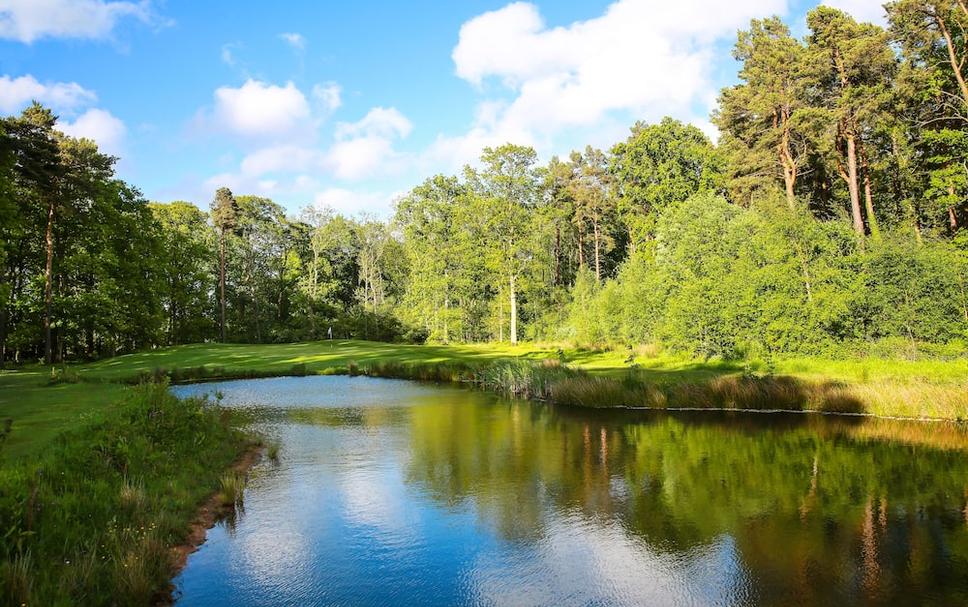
[[0, 0, 155, 43], [212, 79, 311, 137], [312, 82, 342, 113], [821, 0, 886, 25], [58, 108, 126, 154], [313, 187, 397, 215], [325, 137, 398, 180], [327, 107, 413, 180], [240, 144, 322, 175], [280, 32, 305, 50], [441, 0, 788, 167], [0, 74, 97, 113], [334, 106, 412, 140]]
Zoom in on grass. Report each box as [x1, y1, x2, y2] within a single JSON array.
[[0, 382, 255, 606], [0, 338, 964, 604], [0, 370, 129, 460], [3, 339, 967, 458], [217, 473, 247, 507]]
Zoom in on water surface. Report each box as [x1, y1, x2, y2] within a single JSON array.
[[171, 376, 968, 606]]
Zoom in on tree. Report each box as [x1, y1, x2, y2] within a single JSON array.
[[567, 147, 619, 281], [609, 118, 724, 248], [210, 187, 238, 342], [806, 7, 896, 236], [888, 0, 968, 115], [7, 104, 63, 363], [396, 175, 466, 341], [889, 0, 968, 232], [471, 144, 541, 344], [716, 17, 809, 209], [151, 201, 215, 344]]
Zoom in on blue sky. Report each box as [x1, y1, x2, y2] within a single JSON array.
[[0, 0, 886, 216]]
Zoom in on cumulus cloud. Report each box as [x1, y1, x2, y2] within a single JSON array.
[[0, 0, 156, 43], [439, 0, 788, 168], [327, 107, 412, 180], [0, 74, 125, 153], [314, 187, 398, 216], [58, 108, 126, 154], [334, 107, 412, 140], [0, 74, 97, 113], [212, 79, 311, 137], [240, 144, 322, 176], [280, 32, 305, 50]]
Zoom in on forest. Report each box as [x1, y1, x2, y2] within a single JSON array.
[[1, 2, 967, 366]]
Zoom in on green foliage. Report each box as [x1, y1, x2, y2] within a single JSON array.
[[0, 382, 252, 605], [567, 192, 967, 357], [609, 117, 725, 246]]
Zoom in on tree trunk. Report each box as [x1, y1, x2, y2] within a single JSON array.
[[0, 304, 7, 368], [43, 198, 55, 364], [593, 218, 601, 282], [936, 10, 968, 112], [861, 149, 880, 239], [219, 235, 226, 343], [444, 296, 450, 343], [577, 228, 585, 268], [846, 132, 864, 236], [833, 46, 864, 236], [553, 225, 561, 286], [779, 108, 797, 210], [509, 273, 518, 345], [951, 206, 960, 231]]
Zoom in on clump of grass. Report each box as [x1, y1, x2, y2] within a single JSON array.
[[475, 359, 576, 400], [119, 476, 146, 511], [267, 441, 281, 462], [1, 550, 33, 605], [634, 343, 662, 359], [289, 362, 308, 376], [48, 366, 81, 385], [667, 375, 807, 411], [355, 360, 479, 383], [550, 376, 633, 407], [217, 473, 247, 507]]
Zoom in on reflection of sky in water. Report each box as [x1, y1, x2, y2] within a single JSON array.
[[171, 376, 968, 606]]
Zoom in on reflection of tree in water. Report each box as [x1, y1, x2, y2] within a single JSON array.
[[403, 401, 968, 604]]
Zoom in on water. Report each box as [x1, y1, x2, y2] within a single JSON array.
[[171, 376, 968, 606]]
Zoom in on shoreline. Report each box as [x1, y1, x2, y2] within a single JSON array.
[[165, 366, 968, 424], [161, 442, 264, 605]]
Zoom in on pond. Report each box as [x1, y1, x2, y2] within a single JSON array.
[[171, 376, 968, 606]]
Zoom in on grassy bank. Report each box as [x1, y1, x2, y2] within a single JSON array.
[[1, 339, 956, 421], [0, 382, 256, 606]]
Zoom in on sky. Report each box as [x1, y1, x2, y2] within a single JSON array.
[[0, 0, 888, 217]]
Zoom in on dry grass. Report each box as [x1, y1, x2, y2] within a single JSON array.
[[217, 473, 247, 507]]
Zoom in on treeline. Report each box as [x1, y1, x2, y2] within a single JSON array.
[[0, 105, 408, 363], [1, 2, 967, 365], [396, 2, 968, 356]]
